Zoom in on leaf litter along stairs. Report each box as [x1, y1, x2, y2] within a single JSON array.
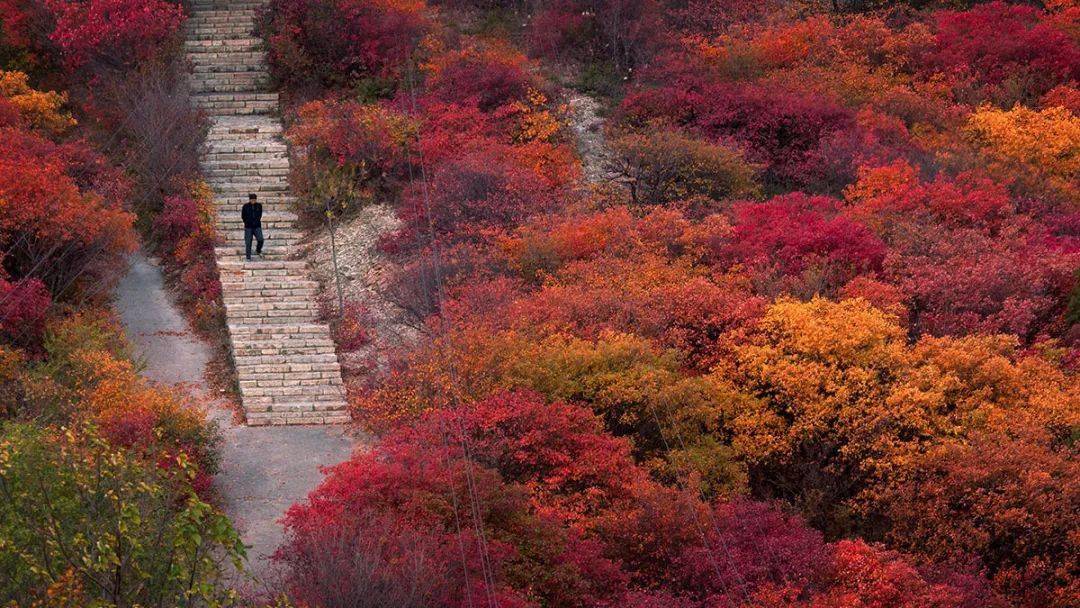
[[186, 0, 349, 425]]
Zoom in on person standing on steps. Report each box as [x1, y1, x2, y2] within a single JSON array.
[[242, 193, 264, 261]]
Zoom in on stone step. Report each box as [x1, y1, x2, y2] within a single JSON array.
[[187, 11, 257, 17], [221, 276, 317, 289], [192, 82, 265, 94], [204, 143, 287, 154], [209, 179, 290, 192], [185, 38, 262, 52], [187, 18, 258, 29], [223, 300, 315, 313], [191, 75, 269, 93], [187, 20, 258, 30], [218, 240, 298, 252], [239, 377, 344, 392], [217, 240, 301, 254], [230, 331, 335, 349], [186, 44, 263, 56], [223, 302, 315, 317], [225, 311, 321, 325], [189, 0, 264, 6], [234, 346, 339, 359], [194, 93, 278, 115], [198, 104, 277, 117], [204, 166, 290, 179], [207, 160, 289, 170], [187, 10, 257, 21], [212, 183, 291, 196], [218, 227, 298, 238], [223, 287, 319, 300], [237, 372, 343, 388], [203, 143, 288, 157], [186, 53, 265, 66], [217, 226, 298, 238], [205, 166, 290, 179], [226, 297, 319, 311], [216, 193, 295, 202], [239, 365, 341, 377], [217, 210, 297, 223], [206, 135, 283, 147], [216, 205, 295, 218], [218, 226, 299, 238], [217, 258, 307, 272], [242, 391, 346, 408], [246, 409, 351, 427], [204, 148, 288, 159], [190, 64, 267, 78], [186, 27, 257, 40], [212, 192, 291, 205], [242, 385, 346, 402], [216, 245, 304, 261], [215, 196, 295, 208], [207, 158, 287, 169], [214, 248, 293, 262], [207, 161, 288, 171], [226, 313, 320, 326], [208, 116, 282, 132], [222, 277, 318, 290], [217, 254, 293, 265], [210, 181, 290, 195], [215, 196, 293, 208], [206, 168, 287, 179], [224, 292, 319, 307], [186, 22, 256, 30], [206, 130, 282, 141], [218, 208, 295, 218], [207, 130, 283, 143], [234, 347, 339, 360], [189, 1, 265, 9], [193, 62, 268, 74], [218, 233, 302, 247], [189, 52, 265, 66], [229, 322, 331, 337], [213, 205, 292, 220], [221, 276, 315, 287], [219, 225, 300, 236], [204, 151, 289, 161], [207, 140, 283, 150], [237, 361, 343, 375]]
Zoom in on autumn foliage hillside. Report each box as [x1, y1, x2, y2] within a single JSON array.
[[261, 0, 1079, 607], [1, 0, 242, 604]]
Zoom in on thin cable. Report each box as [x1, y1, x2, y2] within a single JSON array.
[[645, 406, 752, 602], [401, 58, 501, 608]]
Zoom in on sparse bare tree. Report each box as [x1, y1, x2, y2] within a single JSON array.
[[281, 519, 446, 608], [97, 60, 208, 217]]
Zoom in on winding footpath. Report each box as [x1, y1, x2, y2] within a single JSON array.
[[113, 0, 365, 583], [187, 0, 350, 425], [115, 253, 356, 581]]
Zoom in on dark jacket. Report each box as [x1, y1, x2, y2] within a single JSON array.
[[241, 202, 263, 228]]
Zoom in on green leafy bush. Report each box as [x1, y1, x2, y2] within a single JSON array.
[[606, 129, 760, 205], [0, 423, 243, 607]]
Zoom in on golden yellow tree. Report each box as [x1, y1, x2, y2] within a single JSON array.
[[0, 71, 76, 134], [720, 297, 1078, 533], [964, 104, 1080, 205]]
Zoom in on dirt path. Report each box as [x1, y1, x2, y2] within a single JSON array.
[[113, 250, 359, 585], [566, 91, 611, 184], [305, 201, 418, 373]]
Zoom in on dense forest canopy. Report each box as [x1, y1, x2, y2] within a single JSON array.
[[1, 0, 1077, 606]]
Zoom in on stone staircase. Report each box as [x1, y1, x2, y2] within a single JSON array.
[[186, 0, 350, 425]]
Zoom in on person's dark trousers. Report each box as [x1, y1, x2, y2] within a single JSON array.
[[245, 226, 264, 260]]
